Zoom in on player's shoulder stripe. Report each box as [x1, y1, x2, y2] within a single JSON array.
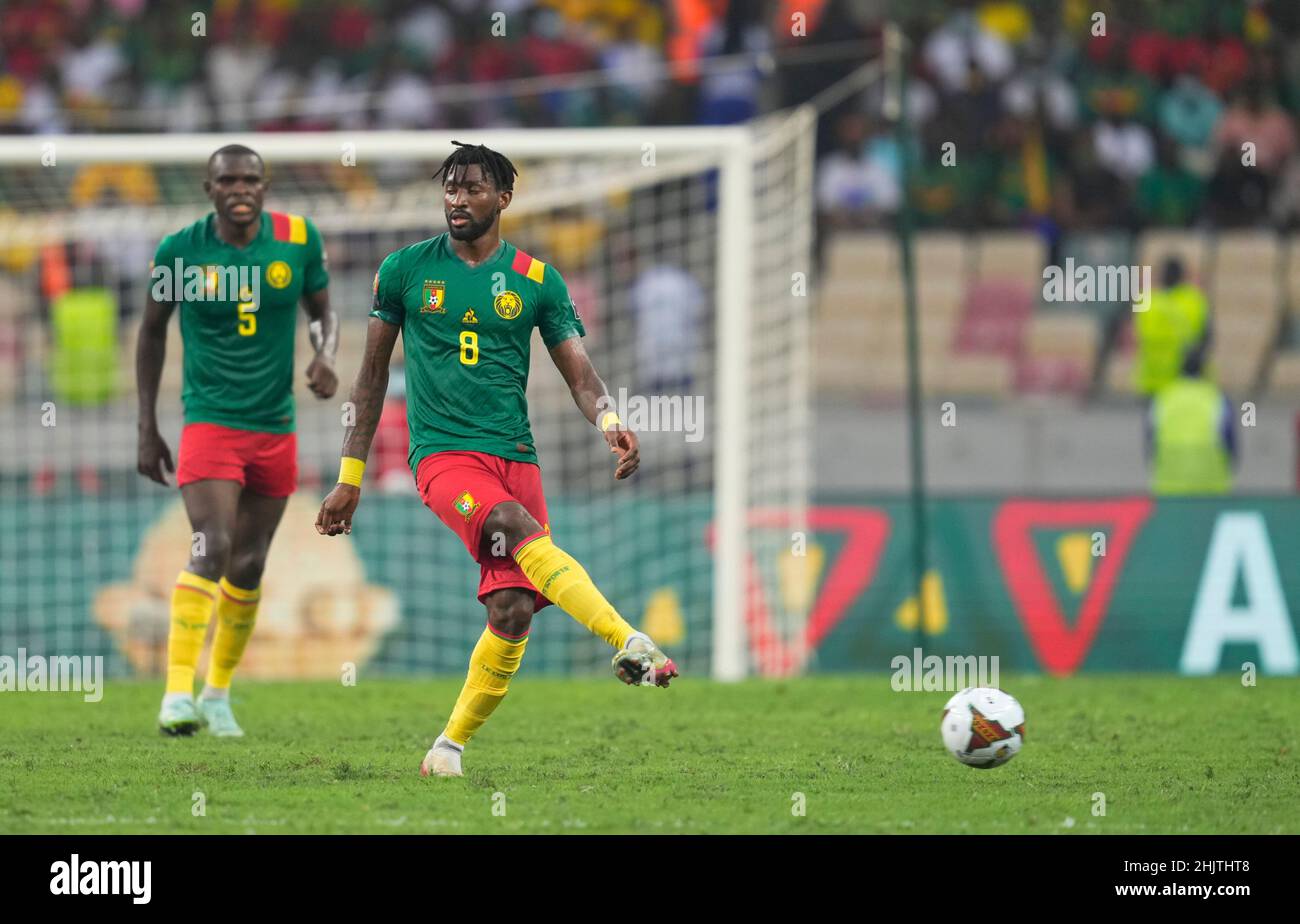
[[269, 211, 308, 245], [510, 246, 546, 284]]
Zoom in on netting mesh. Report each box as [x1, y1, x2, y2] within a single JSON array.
[[0, 120, 811, 680]]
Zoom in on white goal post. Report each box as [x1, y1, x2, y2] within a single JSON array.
[[0, 113, 813, 681]]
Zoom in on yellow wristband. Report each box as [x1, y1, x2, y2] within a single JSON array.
[[338, 457, 365, 487], [598, 411, 622, 432]]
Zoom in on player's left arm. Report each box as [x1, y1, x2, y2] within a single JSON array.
[[549, 336, 639, 480], [302, 287, 338, 399], [301, 219, 338, 399]]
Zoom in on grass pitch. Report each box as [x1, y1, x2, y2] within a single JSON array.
[[1, 674, 1297, 834]]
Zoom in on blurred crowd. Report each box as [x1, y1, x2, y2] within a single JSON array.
[[3, 0, 1299, 234], [0, 0, 866, 133], [822, 0, 1300, 232]]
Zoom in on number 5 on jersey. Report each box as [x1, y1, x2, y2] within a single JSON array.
[[459, 330, 478, 365], [238, 299, 258, 336]]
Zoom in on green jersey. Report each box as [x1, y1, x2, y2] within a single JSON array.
[[370, 233, 585, 471], [151, 211, 329, 433]]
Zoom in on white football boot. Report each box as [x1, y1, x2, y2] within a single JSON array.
[[158, 693, 203, 736], [198, 696, 245, 738], [612, 632, 679, 687], [420, 734, 465, 778]]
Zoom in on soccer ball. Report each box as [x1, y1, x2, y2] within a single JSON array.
[[940, 687, 1025, 769]]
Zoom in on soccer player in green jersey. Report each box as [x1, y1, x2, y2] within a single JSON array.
[[137, 145, 338, 737], [315, 142, 678, 777]]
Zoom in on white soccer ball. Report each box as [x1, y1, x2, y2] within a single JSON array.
[[940, 687, 1025, 769]]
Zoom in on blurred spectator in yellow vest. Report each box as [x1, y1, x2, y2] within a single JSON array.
[[1133, 256, 1209, 397], [1147, 348, 1234, 496]]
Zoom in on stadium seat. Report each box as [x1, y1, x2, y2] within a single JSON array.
[[917, 278, 964, 320], [919, 340, 958, 395], [974, 231, 1045, 292], [1104, 349, 1136, 395], [915, 232, 969, 283], [1269, 351, 1300, 395], [1016, 356, 1089, 393], [1212, 316, 1274, 392], [1022, 310, 1100, 358], [817, 276, 895, 322], [1211, 274, 1280, 312], [1288, 236, 1300, 320], [1214, 231, 1280, 277], [1017, 311, 1100, 394], [813, 315, 872, 354], [825, 232, 894, 282], [954, 280, 1034, 358], [0, 272, 30, 324]]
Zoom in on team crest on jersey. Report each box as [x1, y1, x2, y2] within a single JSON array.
[[453, 491, 480, 522], [422, 281, 446, 314], [494, 290, 523, 320], [266, 260, 292, 288]]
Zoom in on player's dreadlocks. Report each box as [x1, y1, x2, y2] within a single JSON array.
[[433, 141, 518, 192]]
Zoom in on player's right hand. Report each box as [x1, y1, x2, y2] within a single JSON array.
[[316, 483, 360, 536], [137, 428, 175, 485]]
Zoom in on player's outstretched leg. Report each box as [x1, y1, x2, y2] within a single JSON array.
[[488, 503, 679, 688], [421, 588, 532, 778]]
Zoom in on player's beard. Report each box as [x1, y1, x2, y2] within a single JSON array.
[[446, 208, 497, 242]]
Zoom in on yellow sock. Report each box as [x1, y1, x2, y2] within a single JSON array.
[[166, 571, 218, 694], [513, 534, 636, 649], [443, 625, 529, 746], [206, 578, 260, 690]]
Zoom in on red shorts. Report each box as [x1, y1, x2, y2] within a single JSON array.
[[176, 422, 298, 497], [416, 450, 551, 610]]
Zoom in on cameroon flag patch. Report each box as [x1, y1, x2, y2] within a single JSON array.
[[510, 248, 546, 284], [270, 212, 307, 245]]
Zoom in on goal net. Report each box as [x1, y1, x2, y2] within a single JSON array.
[[0, 115, 813, 682]]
